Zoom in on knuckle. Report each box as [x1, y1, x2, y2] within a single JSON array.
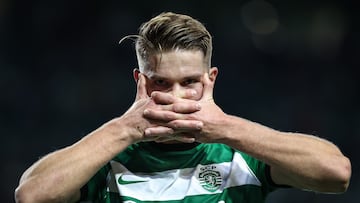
[[165, 113, 175, 120], [167, 128, 174, 134], [172, 103, 182, 112], [163, 113, 170, 119], [170, 120, 180, 128]]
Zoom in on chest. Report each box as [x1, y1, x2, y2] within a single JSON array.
[[105, 153, 262, 202]]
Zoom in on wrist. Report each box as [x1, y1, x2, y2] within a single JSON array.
[[202, 113, 236, 144], [220, 115, 279, 153], [218, 115, 250, 146], [93, 118, 136, 156]]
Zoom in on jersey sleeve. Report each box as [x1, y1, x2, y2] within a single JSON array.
[[79, 163, 111, 201], [237, 151, 282, 194]]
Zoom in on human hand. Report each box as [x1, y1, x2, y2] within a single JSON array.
[[117, 73, 202, 143], [143, 73, 228, 143], [143, 90, 204, 143]]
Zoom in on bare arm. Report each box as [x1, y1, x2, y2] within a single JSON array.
[[14, 74, 149, 203], [143, 73, 352, 193], [15, 74, 203, 203], [217, 115, 351, 193], [15, 74, 149, 203], [15, 120, 133, 203]]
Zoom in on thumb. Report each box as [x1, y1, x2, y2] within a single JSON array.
[[201, 73, 215, 101], [135, 73, 148, 100]]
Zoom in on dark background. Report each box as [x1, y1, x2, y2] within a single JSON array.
[[1, 0, 358, 202]]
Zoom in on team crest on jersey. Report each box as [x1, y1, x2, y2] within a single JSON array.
[[198, 165, 223, 192]]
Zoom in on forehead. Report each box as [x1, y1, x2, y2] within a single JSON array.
[[143, 50, 207, 79]]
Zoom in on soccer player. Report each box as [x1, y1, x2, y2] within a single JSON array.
[[15, 12, 351, 203]]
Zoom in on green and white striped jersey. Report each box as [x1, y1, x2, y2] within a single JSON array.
[[81, 142, 279, 203]]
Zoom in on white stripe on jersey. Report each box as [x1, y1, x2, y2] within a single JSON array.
[[106, 152, 261, 201]]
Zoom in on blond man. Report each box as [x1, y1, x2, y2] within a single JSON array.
[[15, 12, 351, 203]]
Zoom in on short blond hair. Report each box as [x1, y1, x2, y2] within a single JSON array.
[[134, 12, 212, 69]]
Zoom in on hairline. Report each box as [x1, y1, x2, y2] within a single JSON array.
[[137, 48, 210, 72]]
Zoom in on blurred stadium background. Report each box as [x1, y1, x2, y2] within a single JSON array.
[[0, 0, 358, 202]]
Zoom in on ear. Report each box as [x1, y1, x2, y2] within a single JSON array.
[[133, 68, 140, 82], [208, 67, 218, 82]]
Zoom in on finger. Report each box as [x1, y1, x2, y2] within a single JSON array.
[[153, 134, 196, 143], [151, 89, 197, 104], [175, 89, 197, 99], [143, 109, 182, 121], [201, 73, 215, 101], [144, 120, 202, 136], [167, 120, 203, 131], [150, 92, 201, 113], [170, 101, 201, 113], [154, 137, 174, 143], [135, 73, 148, 100], [144, 126, 174, 137], [156, 101, 201, 113], [176, 137, 196, 143], [151, 91, 175, 105], [175, 133, 196, 143]]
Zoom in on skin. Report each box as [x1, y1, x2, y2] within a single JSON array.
[[15, 49, 351, 203], [133, 50, 218, 143]]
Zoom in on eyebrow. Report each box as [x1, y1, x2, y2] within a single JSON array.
[[145, 73, 165, 80], [146, 73, 203, 80]]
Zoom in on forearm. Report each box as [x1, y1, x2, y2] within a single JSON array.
[[15, 119, 132, 203], [132, 88, 352, 192], [219, 115, 351, 192]]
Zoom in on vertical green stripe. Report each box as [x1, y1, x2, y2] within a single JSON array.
[[86, 164, 110, 201]]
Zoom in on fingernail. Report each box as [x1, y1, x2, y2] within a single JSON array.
[[196, 103, 201, 110], [196, 122, 203, 129], [145, 129, 151, 135], [191, 90, 197, 96], [150, 92, 156, 98], [143, 109, 149, 115], [188, 138, 196, 143]]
